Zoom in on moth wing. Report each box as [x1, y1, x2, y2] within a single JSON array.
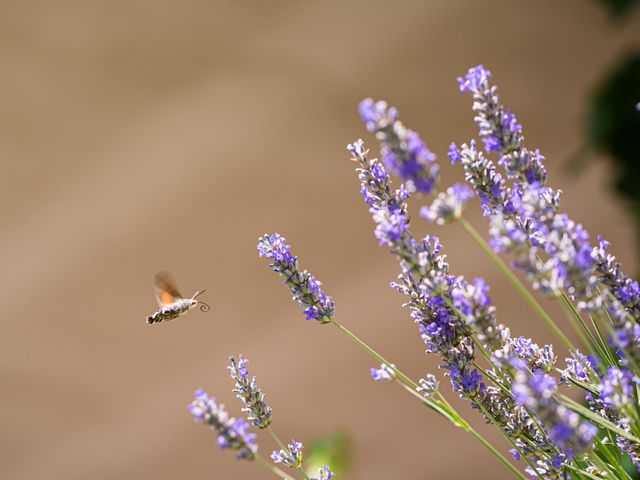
[[153, 271, 183, 306]]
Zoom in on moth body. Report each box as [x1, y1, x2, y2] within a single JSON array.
[[147, 298, 198, 324]]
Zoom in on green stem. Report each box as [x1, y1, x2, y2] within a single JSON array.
[[594, 436, 632, 480], [467, 425, 528, 480], [256, 454, 296, 480], [588, 313, 616, 366], [459, 218, 575, 351], [558, 293, 598, 356], [330, 319, 419, 390], [559, 394, 640, 444], [564, 462, 606, 480], [331, 319, 468, 425], [330, 318, 525, 477], [473, 401, 536, 479], [267, 426, 287, 452]]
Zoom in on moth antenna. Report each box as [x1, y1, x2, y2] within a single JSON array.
[[192, 289, 206, 299]]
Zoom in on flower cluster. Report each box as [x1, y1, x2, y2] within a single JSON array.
[[229, 355, 273, 429], [192, 63, 640, 480], [349, 141, 572, 476], [271, 439, 303, 468], [191, 356, 336, 478], [456, 66, 640, 456], [359, 98, 439, 194], [512, 365, 597, 459], [188, 389, 257, 460], [419, 183, 474, 225], [258, 233, 334, 323], [453, 68, 596, 306], [417, 374, 439, 398]]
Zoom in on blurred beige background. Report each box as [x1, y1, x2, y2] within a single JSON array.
[[2, 1, 639, 479]]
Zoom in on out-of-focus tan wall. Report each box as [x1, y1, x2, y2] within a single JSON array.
[[2, 1, 639, 478]]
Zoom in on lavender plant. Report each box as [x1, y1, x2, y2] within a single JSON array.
[[190, 355, 335, 480], [190, 65, 640, 479]]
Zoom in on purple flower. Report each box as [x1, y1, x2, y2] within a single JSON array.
[[372, 205, 409, 247], [451, 141, 511, 216], [457, 65, 528, 165], [599, 367, 636, 410], [312, 465, 336, 480], [350, 138, 561, 474], [188, 388, 258, 460], [229, 355, 272, 429], [512, 369, 596, 457], [258, 233, 335, 324], [560, 351, 598, 385], [457, 65, 492, 93], [271, 439, 304, 468], [419, 183, 473, 225], [417, 374, 439, 398], [358, 98, 438, 194], [455, 66, 616, 334], [370, 363, 396, 382]]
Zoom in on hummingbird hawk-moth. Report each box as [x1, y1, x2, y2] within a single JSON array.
[[146, 272, 210, 324]]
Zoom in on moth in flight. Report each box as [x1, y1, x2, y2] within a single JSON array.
[[147, 272, 210, 324]]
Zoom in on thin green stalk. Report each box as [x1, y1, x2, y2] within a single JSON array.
[[559, 394, 640, 444], [564, 462, 607, 480], [473, 401, 538, 479], [588, 313, 616, 366], [553, 368, 599, 396], [459, 218, 575, 351], [395, 380, 468, 428], [558, 293, 599, 357], [330, 318, 526, 478], [473, 362, 512, 396], [587, 450, 623, 480], [467, 424, 528, 480], [256, 454, 296, 480], [330, 319, 417, 390], [330, 318, 469, 427], [397, 381, 525, 479], [594, 436, 632, 480], [267, 426, 287, 453]]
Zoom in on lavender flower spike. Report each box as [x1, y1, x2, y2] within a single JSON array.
[[258, 233, 335, 323], [229, 355, 272, 429], [358, 98, 439, 194], [458, 64, 547, 184], [188, 388, 258, 460], [271, 439, 303, 468]]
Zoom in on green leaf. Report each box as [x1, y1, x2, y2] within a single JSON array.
[[304, 430, 352, 477]]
